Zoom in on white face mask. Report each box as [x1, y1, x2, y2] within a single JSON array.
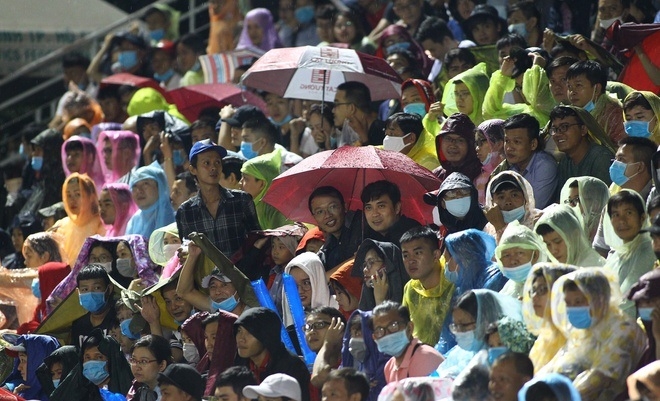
[[162, 243, 180, 261], [599, 15, 622, 29], [116, 258, 136, 278], [382, 134, 410, 153], [182, 342, 200, 364], [432, 206, 441, 226], [444, 196, 471, 218], [98, 261, 113, 273]]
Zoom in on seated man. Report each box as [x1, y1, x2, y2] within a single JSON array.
[[333, 81, 386, 146], [489, 352, 534, 401], [361, 180, 420, 246], [235, 307, 310, 401], [383, 113, 439, 171], [71, 264, 116, 348], [371, 300, 444, 383], [240, 117, 302, 171], [549, 105, 614, 191], [126, 163, 175, 239], [321, 368, 370, 401], [566, 60, 626, 145], [141, 279, 194, 338], [310, 186, 364, 273], [158, 363, 205, 401], [492, 113, 557, 208], [213, 366, 257, 401]]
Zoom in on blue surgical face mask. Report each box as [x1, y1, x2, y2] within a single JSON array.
[[501, 205, 525, 223], [386, 42, 411, 55], [120, 318, 141, 340], [624, 120, 652, 138], [609, 160, 634, 186], [190, 60, 201, 72], [445, 196, 471, 218], [31, 156, 44, 171], [444, 263, 459, 285], [483, 151, 496, 166], [240, 141, 259, 160], [154, 68, 175, 83], [583, 87, 597, 112], [294, 5, 315, 24], [488, 346, 509, 365], [149, 28, 165, 42], [79, 290, 107, 313], [269, 114, 293, 128], [454, 329, 480, 351], [566, 306, 592, 329], [31, 278, 41, 299], [118, 51, 139, 70], [508, 23, 527, 38], [403, 102, 427, 117], [172, 149, 185, 166], [639, 307, 654, 321], [52, 379, 61, 388], [375, 329, 410, 357], [83, 360, 110, 385], [501, 256, 534, 283], [211, 292, 239, 312]]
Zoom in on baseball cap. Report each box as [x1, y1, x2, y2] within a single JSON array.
[[2, 334, 26, 358], [158, 364, 204, 401], [201, 266, 232, 288], [223, 105, 266, 127], [189, 138, 227, 161], [490, 173, 522, 194], [243, 373, 302, 401]]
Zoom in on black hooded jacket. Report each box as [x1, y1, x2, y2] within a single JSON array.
[[234, 307, 311, 401], [431, 172, 487, 234]]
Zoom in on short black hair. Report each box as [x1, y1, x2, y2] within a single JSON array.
[[76, 263, 111, 287], [221, 157, 244, 182], [177, 33, 205, 55], [190, 118, 217, 133], [607, 190, 646, 218], [545, 56, 579, 79], [503, 113, 543, 151], [508, 1, 542, 26], [336, 81, 372, 112], [308, 306, 346, 324], [492, 352, 534, 378], [62, 52, 90, 69], [618, 136, 657, 175], [175, 171, 197, 194], [308, 186, 345, 213], [623, 91, 653, 113], [524, 381, 556, 401], [386, 113, 423, 141], [308, 103, 334, 128], [242, 117, 279, 145], [131, 335, 173, 365], [415, 17, 454, 43], [455, 290, 478, 319], [399, 225, 440, 250], [535, 223, 555, 237], [326, 368, 370, 401], [549, 105, 583, 124], [550, 41, 585, 59], [444, 48, 477, 68], [97, 85, 121, 101], [370, 300, 411, 330], [565, 60, 608, 93], [214, 366, 257, 395], [360, 180, 402, 206], [496, 33, 527, 51]]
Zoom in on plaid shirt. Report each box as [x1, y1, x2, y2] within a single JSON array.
[[176, 186, 261, 256]]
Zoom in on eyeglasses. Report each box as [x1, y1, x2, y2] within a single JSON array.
[[363, 258, 383, 271], [443, 188, 471, 200], [443, 136, 467, 145], [475, 138, 487, 147], [449, 321, 476, 333], [528, 285, 548, 298], [128, 358, 157, 367], [564, 196, 580, 207], [312, 204, 341, 218], [297, 279, 312, 292], [333, 102, 353, 107], [549, 123, 581, 135], [373, 320, 406, 339], [334, 21, 354, 29], [303, 321, 332, 332]]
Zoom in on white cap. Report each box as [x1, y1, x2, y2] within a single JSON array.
[[242, 374, 302, 401]]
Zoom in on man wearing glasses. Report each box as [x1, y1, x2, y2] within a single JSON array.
[[370, 300, 443, 383], [549, 105, 614, 193]]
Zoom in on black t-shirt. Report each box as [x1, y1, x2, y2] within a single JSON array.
[[70, 306, 116, 348]]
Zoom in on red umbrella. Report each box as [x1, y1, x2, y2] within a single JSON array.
[[240, 46, 402, 101], [607, 21, 660, 94], [100, 73, 168, 98], [263, 146, 440, 225], [167, 83, 267, 122]]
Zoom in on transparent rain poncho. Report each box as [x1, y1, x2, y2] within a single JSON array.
[[558, 176, 610, 243]]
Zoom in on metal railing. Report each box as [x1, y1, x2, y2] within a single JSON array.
[[0, 0, 209, 140]]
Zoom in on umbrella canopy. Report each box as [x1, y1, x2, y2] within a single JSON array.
[[241, 46, 402, 101], [100, 73, 169, 99], [607, 20, 660, 94], [167, 83, 267, 122], [199, 49, 264, 84], [263, 146, 439, 225]]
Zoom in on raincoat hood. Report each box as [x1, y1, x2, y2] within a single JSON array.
[[282, 252, 337, 325], [148, 222, 179, 266], [425, 172, 487, 233], [126, 162, 176, 239], [485, 170, 537, 218], [126, 88, 189, 123], [181, 311, 210, 365], [81, 330, 133, 395], [401, 79, 436, 112], [445, 229, 505, 294], [61, 136, 105, 192], [241, 149, 282, 203], [237, 8, 283, 52], [623, 91, 660, 145], [434, 114, 482, 181], [31, 129, 65, 172], [441, 63, 490, 124], [35, 345, 79, 397], [549, 105, 617, 154], [495, 221, 553, 268], [558, 176, 609, 242], [234, 307, 287, 356], [96, 130, 141, 183], [534, 204, 605, 267], [352, 239, 410, 310], [517, 373, 581, 401], [4, 334, 60, 401], [102, 182, 138, 237]]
